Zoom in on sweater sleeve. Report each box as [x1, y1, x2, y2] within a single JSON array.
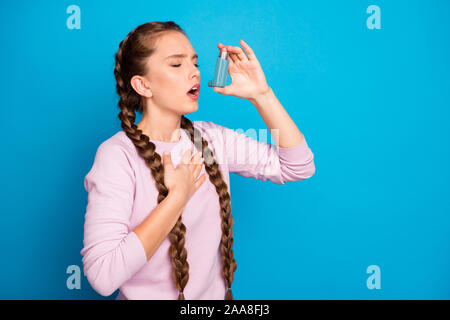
[[209, 121, 315, 184], [80, 142, 147, 297]]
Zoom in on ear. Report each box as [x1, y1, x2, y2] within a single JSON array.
[[130, 75, 153, 98]]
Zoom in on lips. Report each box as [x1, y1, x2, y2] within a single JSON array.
[[187, 83, 200, 94], [186, 83, 200, 100]]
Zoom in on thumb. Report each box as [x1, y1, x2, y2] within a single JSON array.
[[213, 86, 228, 95]]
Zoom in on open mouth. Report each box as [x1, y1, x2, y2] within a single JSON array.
[[187, 85, 200, 100]]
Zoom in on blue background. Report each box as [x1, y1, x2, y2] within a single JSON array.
[[1, 0, 449, 299]]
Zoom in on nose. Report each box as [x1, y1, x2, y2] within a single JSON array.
[[191, 68, 200, 79], [191, 65, 200, 79]]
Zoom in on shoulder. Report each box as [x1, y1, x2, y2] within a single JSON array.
[[84, 131, 138, 191], [93, 131, 138, 170]]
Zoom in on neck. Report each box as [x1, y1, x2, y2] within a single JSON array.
[[137, 104, 182, 143]]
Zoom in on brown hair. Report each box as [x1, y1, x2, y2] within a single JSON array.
[[113, 21, 237, 300]]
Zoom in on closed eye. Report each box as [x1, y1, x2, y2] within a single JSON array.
[[171, 64, 200, 68]]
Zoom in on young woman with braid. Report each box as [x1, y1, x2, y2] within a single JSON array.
[[81, 21, 315, 300]]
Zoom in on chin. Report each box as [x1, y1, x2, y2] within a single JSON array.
[[185, 102, 199, 113]]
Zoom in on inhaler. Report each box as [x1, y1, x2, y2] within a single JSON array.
[[208, 49, 229, 87]]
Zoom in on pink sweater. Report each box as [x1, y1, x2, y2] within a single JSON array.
[[80, 120, 315, 300]]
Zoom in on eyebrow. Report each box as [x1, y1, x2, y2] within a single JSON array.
[[165, 53, 198, 60]]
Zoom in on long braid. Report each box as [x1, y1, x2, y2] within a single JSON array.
[[181, 116, 237, 299], [113, 21, 237, 300]]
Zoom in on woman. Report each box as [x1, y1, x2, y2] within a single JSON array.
[[81, 21, 315, 300]]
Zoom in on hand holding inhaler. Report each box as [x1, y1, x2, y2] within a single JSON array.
[[209, 40, 271, 101]]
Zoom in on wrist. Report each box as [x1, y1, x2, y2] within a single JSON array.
[[167, 189, 188, 208], [249, 86, 273, 106]]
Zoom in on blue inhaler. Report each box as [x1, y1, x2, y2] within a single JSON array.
[[208, 49, 229, 87]]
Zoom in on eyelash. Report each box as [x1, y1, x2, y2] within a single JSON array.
[[171, 64, 199, 68]]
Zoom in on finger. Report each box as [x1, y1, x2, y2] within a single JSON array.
[[190, 152, 203, 170], [192, 159, 204, 177], [196, 151, 205, 164], [240, 39, 257, 61], [188, 152, 201, 169], [227, 51, 239, 64], [181, 148, 192, 165], [162, 151, 174, 169], [225, 45, 248, 62], [213, 84, 232, 95], [191, 151, 202, 163], [227, 54, 236, 69], [194, 173, 207, 190], [218, 45, 237, 64]]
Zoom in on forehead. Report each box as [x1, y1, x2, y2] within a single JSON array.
[[154, 31, 197, 59]]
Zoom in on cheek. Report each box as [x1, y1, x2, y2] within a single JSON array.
[[153, 73, 182, 94], [161, 71, 184, 92]]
